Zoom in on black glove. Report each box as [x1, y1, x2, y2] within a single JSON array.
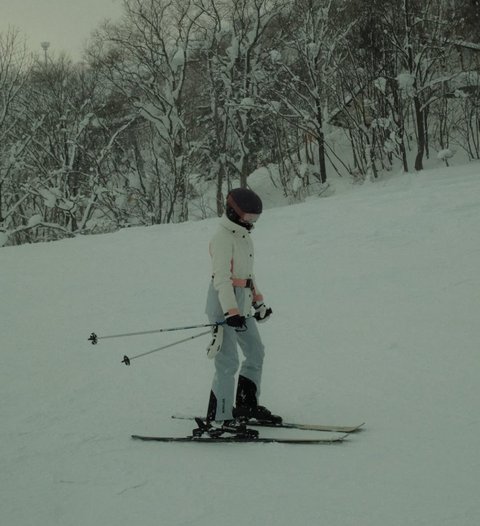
[[253, 303, 272, 323], [226, 314, 247, 331]]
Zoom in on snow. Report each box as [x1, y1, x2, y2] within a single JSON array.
[[374, 76, 387, 94], [1, 163, 480, 526], [27, 213, 43, 228], [38, 187, 59, 209], [396, 72, 416, 94], [171, 47, 185, 69], [437, 148, 454, 160], [270, 49, 282, 63]]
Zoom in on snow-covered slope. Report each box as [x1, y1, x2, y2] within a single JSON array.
[[1, 164, 480, 526]]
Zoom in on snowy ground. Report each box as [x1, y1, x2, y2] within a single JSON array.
[[1, 163, 480, 526]]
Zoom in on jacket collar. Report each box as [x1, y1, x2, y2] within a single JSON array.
[[220, 214, 251, 236]]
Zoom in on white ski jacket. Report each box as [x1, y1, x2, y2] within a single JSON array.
[[210, 215, 264, 317]]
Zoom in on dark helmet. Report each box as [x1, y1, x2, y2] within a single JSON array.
[[226, 188, 263, 228]]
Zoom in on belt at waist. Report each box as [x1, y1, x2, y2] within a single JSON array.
[[211, 277, 254, 288], [231, 278, 253, 288]]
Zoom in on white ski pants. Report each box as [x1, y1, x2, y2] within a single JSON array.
[[205, 282, 265, 421]]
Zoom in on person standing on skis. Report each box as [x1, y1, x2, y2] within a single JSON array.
[[204, 187, 281, 435]]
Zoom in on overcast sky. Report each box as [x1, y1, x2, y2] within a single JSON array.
[[0, 0, 123, 60]]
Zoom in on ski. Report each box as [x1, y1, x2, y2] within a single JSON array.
[[171, 414, 364, 434], [132, 434, 346, 444], [245, 420, 364, 433]]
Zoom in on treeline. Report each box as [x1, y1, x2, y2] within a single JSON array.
[[1, 0, 479, 246]]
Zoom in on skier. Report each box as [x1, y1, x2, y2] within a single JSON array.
[[203, 187, 281, 436]]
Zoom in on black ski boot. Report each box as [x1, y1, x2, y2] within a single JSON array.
[[233, 404, 283, 425], [235, 375, 282, 425]]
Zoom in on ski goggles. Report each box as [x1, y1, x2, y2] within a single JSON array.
[[241, 212, 260, 224]]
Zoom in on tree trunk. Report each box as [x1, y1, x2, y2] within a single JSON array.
[[413, 96, 425, 171], [216, 161, 224, 216], [316, 101, 327, 184], [317, 132, 327, 184]]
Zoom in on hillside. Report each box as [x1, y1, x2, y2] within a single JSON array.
[[1, 164, 480, 526]]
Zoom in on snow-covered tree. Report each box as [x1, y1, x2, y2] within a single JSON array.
[[192, 0, 288, 213], [91, 0, 204, 223], [333, 0, 464, 175], [1, 48, 135, 245], [0, 29, 33, 245], [265, 0, 352, 184]]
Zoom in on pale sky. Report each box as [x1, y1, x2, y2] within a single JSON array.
[[0, 0, 123, 60]]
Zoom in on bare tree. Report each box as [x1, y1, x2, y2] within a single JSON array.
[[385, 0, 455, 170], [193, 0, 287, 210], [91, 0, 203, 222], [0, 29, 32, 243], [263, 0, 353, 184]]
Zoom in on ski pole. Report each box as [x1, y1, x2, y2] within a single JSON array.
[[88, 321, 225, 345], [122, 329, 211, 366]]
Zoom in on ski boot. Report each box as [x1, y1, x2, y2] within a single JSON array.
[[217, 419, 259, 439], [192, 417, 258, 439], [235, 375, 282, 425], [233, 405, 283, 425]]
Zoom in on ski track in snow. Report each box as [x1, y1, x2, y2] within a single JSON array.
[[1, 163, 480, 526]]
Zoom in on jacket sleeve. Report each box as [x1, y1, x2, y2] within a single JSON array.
[[251, 275, 264, 305], [210, 233, 239, 316]]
